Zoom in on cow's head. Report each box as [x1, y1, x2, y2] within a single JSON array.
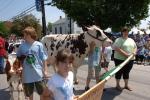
[[85, 25, 112, 47], [5, 54, 22, 75]]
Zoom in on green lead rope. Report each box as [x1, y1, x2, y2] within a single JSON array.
[[99, 67, 116, 81]]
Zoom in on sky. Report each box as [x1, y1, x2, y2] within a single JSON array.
[[0, 0, 65, 24], [0, 0, 150, 29]]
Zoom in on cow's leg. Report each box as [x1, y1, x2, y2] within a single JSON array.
[[9, 82, 14, 100], [17, 80, 23, 100], [17, 80, 23, 91], [73, 67, 79, 84]]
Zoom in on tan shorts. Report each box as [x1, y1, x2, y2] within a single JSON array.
[[23, 80, 46, 97], [87, 65, 101, 79]]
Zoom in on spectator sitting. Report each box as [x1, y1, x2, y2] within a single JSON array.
[[143, 45, 150, 65], [136, 46, 145, 64]]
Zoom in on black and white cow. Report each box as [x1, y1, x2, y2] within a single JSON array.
[[41, 25, 112, 83]]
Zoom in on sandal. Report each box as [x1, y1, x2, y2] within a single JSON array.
[[85, 86, 90, 91], [115, 86, 123, 91], [124, 86, 132, 91]]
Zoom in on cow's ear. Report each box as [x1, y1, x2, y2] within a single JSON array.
[[82, 26, 89, 31]]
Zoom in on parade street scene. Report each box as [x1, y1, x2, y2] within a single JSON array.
[[0, 60, 150, 100], [0, 0, 150, 100]]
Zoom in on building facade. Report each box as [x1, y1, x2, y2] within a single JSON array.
[[51, 16, 83, 34]]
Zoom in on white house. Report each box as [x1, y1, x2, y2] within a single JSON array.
[[51, 15, 83, 34]]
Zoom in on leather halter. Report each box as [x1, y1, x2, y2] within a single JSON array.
[[86, 31, 108, 42]]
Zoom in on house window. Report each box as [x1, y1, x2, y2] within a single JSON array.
[[55, 27, 57, 34], [60, 27, 62, 34], [76, 31, 80, 33]]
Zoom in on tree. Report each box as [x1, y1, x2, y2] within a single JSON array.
[[0, 21, 9, 37], [51, 0, 150, 31], [11, 14, 42, 38], [47, 22, 52, 32]]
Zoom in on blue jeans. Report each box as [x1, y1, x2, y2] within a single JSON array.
[[0, 56, 4, 72]]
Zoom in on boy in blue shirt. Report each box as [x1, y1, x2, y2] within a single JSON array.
[[17, 27, 48, 100]]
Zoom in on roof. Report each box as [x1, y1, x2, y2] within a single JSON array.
[[53, 18, 66, 25]]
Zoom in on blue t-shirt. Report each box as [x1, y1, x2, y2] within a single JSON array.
[[17, 41, 48, 83], [88, 47, 101, 67]]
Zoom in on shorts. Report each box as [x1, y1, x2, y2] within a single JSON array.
[[87, 65, 101, 79], [23, 80, 46, 97]]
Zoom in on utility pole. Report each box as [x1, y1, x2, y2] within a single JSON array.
[[69, 0, 72, 34], [40, 0, 47, 36], [70, 18, 72, 34]]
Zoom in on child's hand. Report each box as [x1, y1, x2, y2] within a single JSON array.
[[73, 95, 79, 100], [42, 88, 54, 100]]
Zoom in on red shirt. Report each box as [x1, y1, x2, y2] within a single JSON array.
[[0, 37, 6, 56]]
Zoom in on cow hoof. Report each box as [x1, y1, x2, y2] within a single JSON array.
[[73, 88, 76, 93], [74, 80, 79, 85]]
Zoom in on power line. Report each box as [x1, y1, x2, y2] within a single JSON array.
[[0, 0, 34, 21], [9, 2, 51, 20], [12, 7, 36, 20], [9, 2, 52, 21], [15, 3, 35, 16], [10, 5, 36, 20]]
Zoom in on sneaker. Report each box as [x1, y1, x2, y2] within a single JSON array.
[[85, 86, 90, 91]]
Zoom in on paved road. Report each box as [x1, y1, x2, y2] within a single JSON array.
[[0, 60, 150, 100]]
